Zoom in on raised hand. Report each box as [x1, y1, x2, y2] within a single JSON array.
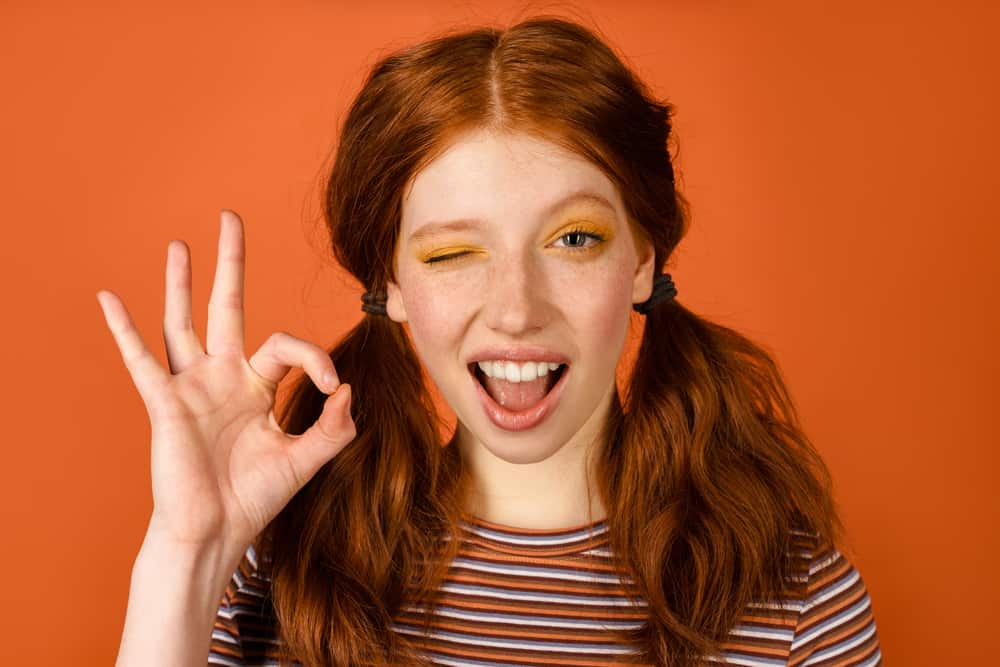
[[97, 210, 356, 554]]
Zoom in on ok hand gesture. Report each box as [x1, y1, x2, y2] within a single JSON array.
[[97, 210, 356, 554]]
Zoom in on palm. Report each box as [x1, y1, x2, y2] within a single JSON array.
[[146, 354, 284, 546], [98, 210, 355, 553]]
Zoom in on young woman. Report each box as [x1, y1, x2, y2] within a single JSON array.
[[106, 16, 882, 667]]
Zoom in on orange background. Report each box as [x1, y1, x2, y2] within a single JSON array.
[[2, 1, 996, 664]]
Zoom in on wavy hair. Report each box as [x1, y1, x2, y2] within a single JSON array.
[[255, 15, 846, 666]]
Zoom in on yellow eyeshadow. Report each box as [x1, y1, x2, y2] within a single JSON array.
[[418, 245, 480, 263], [416, 219, 614, 263], [565, 219, 613, 236], [550, 219, 615, 245]]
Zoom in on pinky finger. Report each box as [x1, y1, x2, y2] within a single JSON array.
[[97, 290, 169, 403]]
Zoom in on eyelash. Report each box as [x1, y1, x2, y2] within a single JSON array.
[[425, 227, 606, 265]]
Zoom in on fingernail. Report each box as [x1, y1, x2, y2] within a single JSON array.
[[323, 370, 337, 391]]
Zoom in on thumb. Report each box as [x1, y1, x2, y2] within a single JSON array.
[[286, 383, 357, 483]]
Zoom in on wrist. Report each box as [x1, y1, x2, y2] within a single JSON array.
[[134, 521, 247, 589]]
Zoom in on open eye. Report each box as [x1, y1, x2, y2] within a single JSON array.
[[552, 227, 605, 251]]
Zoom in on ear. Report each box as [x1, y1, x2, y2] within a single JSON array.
[[631, 235, 657, 306], [385, 280, 408, 323]]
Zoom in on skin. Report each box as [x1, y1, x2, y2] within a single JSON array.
[[100, 210, 360, 664], [385, 128, 657, 529]]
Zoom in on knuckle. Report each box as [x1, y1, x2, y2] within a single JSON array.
[[313, 346, 331, 366], [266, 330, 290, 351], [338, 419, 357, 443]]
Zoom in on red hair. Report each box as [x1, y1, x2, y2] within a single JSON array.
[[256, 16, 845, 666]]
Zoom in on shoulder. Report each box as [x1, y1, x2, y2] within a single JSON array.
[[703, 527, 883, 666], [787, 529, 883, 666]]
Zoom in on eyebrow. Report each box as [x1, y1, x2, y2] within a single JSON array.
[[407, 189, 617, 244]]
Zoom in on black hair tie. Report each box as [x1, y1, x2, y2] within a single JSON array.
[[632, 272, 677, 315]]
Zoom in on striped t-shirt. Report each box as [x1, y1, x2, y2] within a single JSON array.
[[209, 515, 882, 666]]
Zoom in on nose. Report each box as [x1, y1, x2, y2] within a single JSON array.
[[481, 253, 549, 335]]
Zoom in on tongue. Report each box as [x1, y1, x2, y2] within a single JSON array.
[[482, 371, 557, 412]]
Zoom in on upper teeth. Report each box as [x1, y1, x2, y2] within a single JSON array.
[[477, 360, 562, 382]]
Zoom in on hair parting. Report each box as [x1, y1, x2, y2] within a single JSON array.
[[254, 15, 846, 666]]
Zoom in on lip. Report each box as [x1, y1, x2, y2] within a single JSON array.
[[466, 345, 570, 365], [469, 362, 570, 431]]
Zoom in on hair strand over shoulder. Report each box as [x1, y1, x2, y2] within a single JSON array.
[[255, 15, 846, 666]]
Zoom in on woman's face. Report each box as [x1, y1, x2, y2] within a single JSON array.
[[387, 128, 655, 467]]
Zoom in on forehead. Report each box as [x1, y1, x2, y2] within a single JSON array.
[[400, 129, 622, 236]]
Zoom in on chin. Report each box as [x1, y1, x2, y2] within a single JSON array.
[[454, 402, 588, 467], [479, 435, 570, 465]]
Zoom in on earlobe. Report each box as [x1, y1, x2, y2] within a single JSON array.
[[386, 281, 408, 323]]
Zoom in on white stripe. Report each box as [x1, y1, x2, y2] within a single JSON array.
[[422, 658, 492, 667], [801, 618, 878, 665], [231, 583, 266, 600], [210, 629, 239, 645], [808, 549, 841, 576], [449, 557, 630, 584], [583, 546, 613, 557], [794, 592, 869, 651], [460, 523, 608, 547], [393, 625, 639, 655], [395, 607, 646, 630], [746, 599, 805, 612], [728, 624, 795, 642], [438, 582, 648, 607], [800, 568, 859, 616], [701, 653, 783, 666], [789, 528, 820, 538]]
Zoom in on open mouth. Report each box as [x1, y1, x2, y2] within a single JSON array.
[[467, 362, 570, 431], [468, 362, 567, 405]]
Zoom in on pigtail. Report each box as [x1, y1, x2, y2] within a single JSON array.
[[257, 312, 464, 666], [600, 298, 846, 664]]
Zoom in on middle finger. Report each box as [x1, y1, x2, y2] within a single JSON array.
[[206, 209, 246, 356]]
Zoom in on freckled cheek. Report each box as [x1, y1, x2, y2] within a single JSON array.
[[580, 282, 630, 335], [399, 293, 457, 379], [399, 277, 476, 352], [570, 269, 634, 358]]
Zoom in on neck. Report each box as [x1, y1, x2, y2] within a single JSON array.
[[457, 380, 615, 530]]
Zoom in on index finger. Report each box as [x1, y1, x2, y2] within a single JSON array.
[[206, 209, 246, 356]]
